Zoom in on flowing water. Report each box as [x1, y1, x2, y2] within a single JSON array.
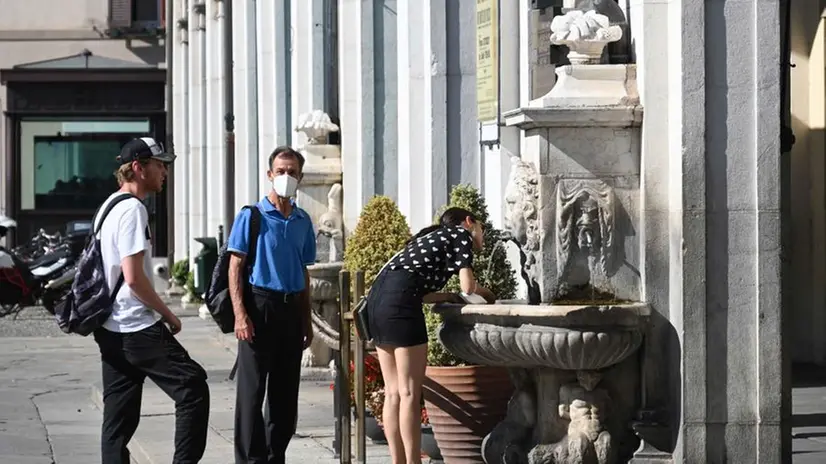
[[495, 234, 542, 305]]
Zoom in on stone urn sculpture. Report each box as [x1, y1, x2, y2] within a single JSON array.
[[550, 10, 622, 65]]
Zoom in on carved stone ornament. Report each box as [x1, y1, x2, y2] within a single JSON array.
[[529, 381, 615, 464], [550, 10, 623, 64], [315, 184, 344, 263], [503, 157, 541, 284], [294, 110, 340, 145], [556, 179, 616, 286]]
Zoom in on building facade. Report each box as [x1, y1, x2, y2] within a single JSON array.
[[0, 0, 168, 256], [168, 0, 823, 462]]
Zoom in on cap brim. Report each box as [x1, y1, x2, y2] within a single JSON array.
[[152, 153, 177, 163]]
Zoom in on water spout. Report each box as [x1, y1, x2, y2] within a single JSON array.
[[498, 232, 542, 305]]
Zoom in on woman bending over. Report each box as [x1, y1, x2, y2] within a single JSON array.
[[366, 207, 496, 464]]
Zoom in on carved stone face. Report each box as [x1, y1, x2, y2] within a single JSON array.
[[575, 195, 600, 252], [504, 188, 528, 245], [317, 211, 343, 238]]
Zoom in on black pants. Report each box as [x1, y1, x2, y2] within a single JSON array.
[[234, 286, 304, 464], [94, 321, 210, 464]]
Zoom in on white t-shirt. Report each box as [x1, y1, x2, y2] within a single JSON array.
[[95, 192, 160, 333]]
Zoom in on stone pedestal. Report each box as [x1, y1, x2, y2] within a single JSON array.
[[503, 64, 642, 304], [296, 144, 343, 227], [295, 111, 345, 367], [303, 262, 342, 368]]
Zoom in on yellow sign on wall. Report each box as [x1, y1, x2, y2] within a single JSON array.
[[476, 0, 498, 122]]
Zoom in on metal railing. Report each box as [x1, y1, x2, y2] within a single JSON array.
[[334, 269, 367, 463]]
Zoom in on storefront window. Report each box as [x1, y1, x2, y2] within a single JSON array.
[[19, 119, 150, 210]]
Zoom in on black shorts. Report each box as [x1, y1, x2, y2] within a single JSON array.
[[366, 269, 427, 347]]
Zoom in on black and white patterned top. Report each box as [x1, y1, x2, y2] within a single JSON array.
[[386, 225, 475, 292]]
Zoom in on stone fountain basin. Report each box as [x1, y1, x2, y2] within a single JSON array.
[[307, 262, 343, 301], [432, 302, 649, 371]]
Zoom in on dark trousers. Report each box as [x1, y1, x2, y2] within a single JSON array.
[[234, 287, 304, 464], [94, 321, 210, 464]]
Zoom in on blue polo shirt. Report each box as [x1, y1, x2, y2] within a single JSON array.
[[226, 197, 317, 293]]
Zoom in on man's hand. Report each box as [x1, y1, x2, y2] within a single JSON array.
[[235, 312, 254, 342], [302, 319, 314, 349], [164, 313, 182, 335]]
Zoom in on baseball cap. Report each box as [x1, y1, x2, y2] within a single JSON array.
[[117, 137, 177, 165]]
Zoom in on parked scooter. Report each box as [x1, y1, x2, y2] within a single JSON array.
[[0, 217, 84, 315]]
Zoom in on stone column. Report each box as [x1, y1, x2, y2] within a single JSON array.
[[656, 0, 789, 461], [256, 0, 291, 195], [173, 4, 191, 260], [232, 0, 260, 209], [205, 0, 227, 236], [290, 0, 328, 148], [396, 0, 448, 231], [338, 0, 375, 233], [187, 1, 208, 263]]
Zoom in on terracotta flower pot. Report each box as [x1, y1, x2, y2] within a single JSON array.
[[423, 365, 513, 464]]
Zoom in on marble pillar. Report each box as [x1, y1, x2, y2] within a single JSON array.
[[173, 5, 190, 260], [232, 0, 260, 209], [205, 0, 226, 237], [338, 0, 376, 233], [187, 1, 207, 264], [396, 0, 448, 231], [256, 0, 291, 195], [291, 0, 328, 148]]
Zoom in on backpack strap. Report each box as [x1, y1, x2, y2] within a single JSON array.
[[93, 193, 139, 235], [92, 193, 139, 300], [244, 205, 262, 270]]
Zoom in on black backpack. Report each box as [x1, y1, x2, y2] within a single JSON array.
[[54, 193, 137, 336], [204, 205, 262, 334]]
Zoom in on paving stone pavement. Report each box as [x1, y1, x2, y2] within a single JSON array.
[[0, 309, 402, 463], [3, 305, 826, 463]]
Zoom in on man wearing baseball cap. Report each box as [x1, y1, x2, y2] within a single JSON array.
[[94, 137, 210, 463], [117, 136, 178, 164]]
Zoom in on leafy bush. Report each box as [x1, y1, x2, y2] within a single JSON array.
[[171, 258, 189, 287], [343, 195, 411, 291], [426, 184, 518, 366]]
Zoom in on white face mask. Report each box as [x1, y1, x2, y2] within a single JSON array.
[[272, 174, 299, 198]]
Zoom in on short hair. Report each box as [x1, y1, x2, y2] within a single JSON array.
[[268, 146, 305, 172], [114, 160, 149, 186]]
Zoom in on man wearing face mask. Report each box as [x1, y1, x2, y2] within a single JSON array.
[[226, 146, 316, 464]]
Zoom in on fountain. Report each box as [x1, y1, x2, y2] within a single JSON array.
[[432, 9, 647, 464], [293, 110, 346, 368]]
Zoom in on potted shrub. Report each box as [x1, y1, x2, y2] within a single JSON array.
[[183, 270, 204, 304], [341, 195, 412, 439], [423, 184, 517, 463], [168, 258, 189, 297]]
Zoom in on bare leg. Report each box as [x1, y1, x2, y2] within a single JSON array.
[[376, 345, 405, 464], [394, 343, 428, 464]]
